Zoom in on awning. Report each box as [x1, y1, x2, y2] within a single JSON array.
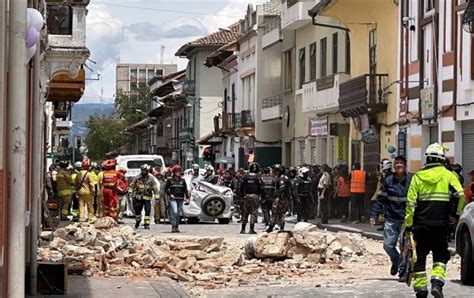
[[197, 132, 223, 145], [126, 118, 149, 131], [47, 69, 86, 102]]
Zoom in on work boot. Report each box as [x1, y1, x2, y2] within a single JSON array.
[[280, 223, 285, 231], [390, 263, 398, 276], [249, 224, 256, 234], [171, 225, 177, 233], [431, 280, 444, 298], [240, 224, 246, 234], [175, 225, 180, 233], [144, 224, 150, 230], [415, 291, 428, 298], [135, 221, 140, 229], [266, 225, 274, 233]]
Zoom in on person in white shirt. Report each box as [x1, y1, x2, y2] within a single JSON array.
[[318, 164, 332, 224]]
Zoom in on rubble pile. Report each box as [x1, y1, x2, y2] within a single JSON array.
[[38, 219, 388, 293]]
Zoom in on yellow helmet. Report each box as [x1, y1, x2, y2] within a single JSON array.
[[424, 143, 447, 160]]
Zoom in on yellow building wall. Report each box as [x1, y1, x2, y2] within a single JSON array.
[[319, 0, 399, 166]]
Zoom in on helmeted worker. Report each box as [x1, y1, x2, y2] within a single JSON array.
[[56, 161, 74, 220], [260, 167, 277, 226], [267, 164, 291, 232], [350, 162, 366, 223], [116, 167, 129, 224], [295, 167, 312, 222], [89, 162, 99, 214], [100, 159, 123, 220], [129, 164, 159, 229], [370, 155, 410, 280], [240, 162, 262, 234], [153, 170, 166, 224], [287, 167, 298, 218], [164, 165, 189, 232], [75, 159, 96, 222], [405, 143, 465, 298], [70, 161, 82, 221]]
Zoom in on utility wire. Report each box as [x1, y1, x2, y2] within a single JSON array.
[[92, 1, 239, 18]]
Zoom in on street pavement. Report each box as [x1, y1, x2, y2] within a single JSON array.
[[55, 216, 474, 297]]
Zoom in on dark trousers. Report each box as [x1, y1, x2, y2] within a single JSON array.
[[413, 225, 450, 274], [134, 199, 151, 225], [318, 189, 329, 224], [336, 196, 350, 219], [329, 193, 337, 219], [261, 199, 273, 225], [350, 192, 365, 221], [297, 196, 310, 222]]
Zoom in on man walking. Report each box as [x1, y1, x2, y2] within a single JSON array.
[[370, 156, 410, 280], [240, 163, 262, 234], [405, 143, 465, 298], [130, 164, 160, 229], [164, 165, 189, 232]]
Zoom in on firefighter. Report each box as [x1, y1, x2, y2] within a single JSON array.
[[267, 164, 291, 232], [164, 165, 189, 232], [260, 167, 277, 226], [295, 167, 313, 222], [239, 162, 262, 234], [405, 143, 465, 298], [75, 159, 96, 222], [153, 170, 166, 224], [89, 162, 99, 214], [100, 159, 123, 221], [116, 167, 129, 224], [56, 161, 74, 220], [130, 164, 159, 229], [70, 161, 82, 221]]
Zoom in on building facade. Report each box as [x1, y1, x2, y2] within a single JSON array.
[[116, 63, 177, 94]]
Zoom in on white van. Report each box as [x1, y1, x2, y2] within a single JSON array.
[[115, 154, 165, 179]]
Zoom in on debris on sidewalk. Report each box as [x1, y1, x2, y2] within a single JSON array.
[[37, 219, 389, 296]]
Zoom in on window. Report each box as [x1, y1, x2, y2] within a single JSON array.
[[224, 88, 228, 112], [47, 5, 72, 35], [147, 69, 155, 79], [309, 43, 317, 81], [299, 47, 305, 89], [425, 0, 434, 13], [139, 69, 146, 80], [320, 37, 327, 77], [299, 140, 306, 165], [346, 34, 351, 73], [332, 33, 338, 74], [127, 160, 157, 169], [130, 69, 137, 80], [310, 139, 317, 165], [156, 69, 164, 76], [283, 49, 293, 91]]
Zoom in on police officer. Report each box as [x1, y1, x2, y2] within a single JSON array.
[[240, 163, 262, 234], [164, 165, 190, 233], [129, 164, 159, 229], [287, 167, 298, 218], [260, 167, 277, 226], [405, 143, 465, 298], [295, 167, 312, 222], [267, 164, 291, 232]]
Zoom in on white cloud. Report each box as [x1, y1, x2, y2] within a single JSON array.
[[126, 18, 208, 41]]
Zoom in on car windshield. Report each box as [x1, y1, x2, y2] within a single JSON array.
[[127, 160, 154, 169]]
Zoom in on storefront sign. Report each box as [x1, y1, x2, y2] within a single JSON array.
[[308, 116, 328, 136], [335, 136, 348, 164]]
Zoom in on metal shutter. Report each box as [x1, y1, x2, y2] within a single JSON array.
[[429, 125, 439, 144], [310, 139, 317, 165], [299, 140, 306, 165], [462, 121, 474, 184]]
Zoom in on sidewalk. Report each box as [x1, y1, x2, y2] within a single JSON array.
[[29, 276, 189, 298]]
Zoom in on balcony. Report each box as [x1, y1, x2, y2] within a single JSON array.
[[262, 97, 283, 121], [338, 74, 389, 118], [281, 0, 314, 30], [237, 110, 255, 128], [53, 101, 70, 118], [302, 73, 350, 113]]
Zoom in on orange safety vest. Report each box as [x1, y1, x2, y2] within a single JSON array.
[[350, 170, 366, 193]]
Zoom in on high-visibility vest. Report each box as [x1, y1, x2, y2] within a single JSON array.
[[350, 170, 366, 193]]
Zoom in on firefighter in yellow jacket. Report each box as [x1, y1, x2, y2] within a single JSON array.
[[405, 143, 465, 298], [56, 161, 74, 220], [76, 159, 96, 222]]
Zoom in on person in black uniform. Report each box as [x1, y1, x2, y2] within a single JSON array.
[[260, 167, 277, 226], [239, 163, 262, 234], [267, 164, 291, 232], [295, 167, 313, 222]]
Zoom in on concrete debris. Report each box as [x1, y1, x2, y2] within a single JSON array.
[[94, 217, 116, 229], [38, 222, 387, 293]]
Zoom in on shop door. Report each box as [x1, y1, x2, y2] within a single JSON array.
[[462, 121, 474, 184]]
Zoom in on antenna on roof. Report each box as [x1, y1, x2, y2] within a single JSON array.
[[160, 45, 165, 64]]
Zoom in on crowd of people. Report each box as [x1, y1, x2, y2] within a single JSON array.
[[45, 141, 474, 297]]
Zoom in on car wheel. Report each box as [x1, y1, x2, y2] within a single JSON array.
[[461, 231, 474, 285], [202, 195, 226, 217], [218, 218, 230, 224], [187, 217, 200, 224]]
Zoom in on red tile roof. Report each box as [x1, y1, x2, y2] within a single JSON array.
[[175, 27, 239, 57]]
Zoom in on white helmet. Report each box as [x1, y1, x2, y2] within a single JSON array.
[[299, 167, 310, 177], [205, 164, 214, 172], [425, 143, 447, 161], [192, 164, 200, 170], [74, 161, 82, 169], [380, 159, 392, 172]]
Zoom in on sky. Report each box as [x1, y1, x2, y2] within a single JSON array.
[[82, 0, 266, 104]]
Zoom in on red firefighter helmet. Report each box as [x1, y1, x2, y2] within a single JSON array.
[[172, 164, 182, 173], [102, 159, 117, 169], [82, 159, 90, 170]]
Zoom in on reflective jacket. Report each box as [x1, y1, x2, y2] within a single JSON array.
[[76, 170, 95, 196], [405, 164, 465, 227], [164, 176, 189, 200], [260, 175, 277, 200], [102, 170, 122, 189], [350, 170, 366, 193], [240, 172, 261, 196], [56, 169, 73, 197], [371, 173, 411, 222], [130, 174, 159, 200]]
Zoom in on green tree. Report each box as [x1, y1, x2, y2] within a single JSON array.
[[84, 114, 129, 161], [115, 85, 151, 126]]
